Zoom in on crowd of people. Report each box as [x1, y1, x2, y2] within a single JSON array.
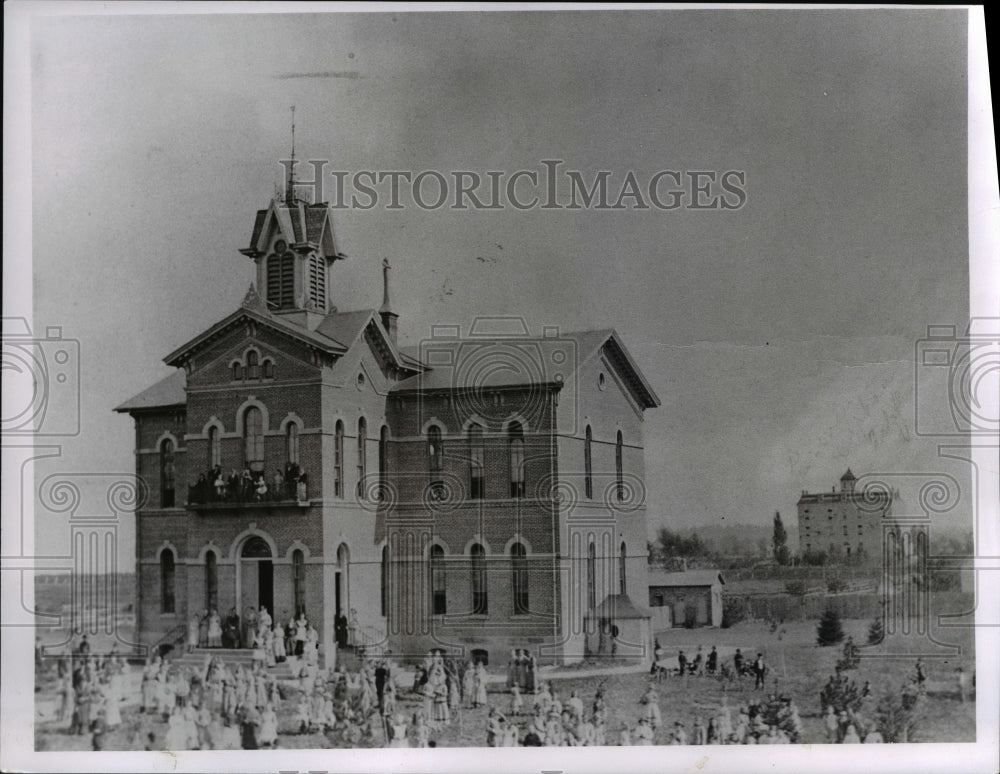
[[187, 462, 308, 505], [649, 640, 768, 688], [184, 606, 318, 653]]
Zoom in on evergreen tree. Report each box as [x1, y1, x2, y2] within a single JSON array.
[[772, 511, 790, 565], [816, 607, 845, 646], [867, 616, 884, 645]]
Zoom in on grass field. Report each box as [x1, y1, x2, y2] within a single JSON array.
[[34, 615, 976, 750]]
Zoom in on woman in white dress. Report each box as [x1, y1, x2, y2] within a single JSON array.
[[187, 614, 200, 653], [258, 704, 279, 748], [272, 621, 286, 663], [207, 609, 223, 648], [389, 713, 410, 747]]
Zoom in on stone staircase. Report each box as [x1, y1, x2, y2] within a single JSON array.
[[171, 648, 303, 679]]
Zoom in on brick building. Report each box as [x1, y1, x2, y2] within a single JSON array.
[[116, 184, 660, 666], [796, 469, 895, 561]]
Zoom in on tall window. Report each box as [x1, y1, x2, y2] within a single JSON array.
[[262, 359, 274, 379], [468, 424, 484, 499], [586, 542, 596, 611], [232, 362, 243, 381], [243, 407, 264, 472], [208, 426, 221, 469], [334, 420, 344, 498], [431, 545, 447, 615], [511, 543, 529, 614], [428, 425, 443, 498], [584, 425, 593, 499], [356, 418, 367, 498], [308, 254, 326, 310], [292, 549, 305, 616], [286, 423, 299, 466], [266, 252, 294, 309], [471, 544, 488, 614], [380, 546, 389, 618], [160, 549, 176, 614], [160, 439, 175, 508], [378, 426, 388, 500], [247, 350, 259, 380], [615, 430, 624, 502], [508, 422, 525, 498], [205, 551, 218, 612], [619, 541, 627, 595]]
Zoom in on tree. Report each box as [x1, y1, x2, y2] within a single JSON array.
[[817, 608, 845, 646], [874, 683, 922, 742], [772, 511, 790, 565]]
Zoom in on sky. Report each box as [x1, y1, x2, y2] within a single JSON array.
[[15, 7, 984, 571]]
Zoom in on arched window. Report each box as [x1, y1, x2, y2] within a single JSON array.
[[208, 426, 221, 469], [619, 541, 627, 595], [586, 542, 596, 611], [471, 543, 488, 615], [266, 252, 294, 309], [615, 430, 624, 502], [232, 362, 243, 381], [308, 254, 326, 310], [584, 425, 593, 499], [292, 549, 305, 616], [160, 439, 175, 508], [511, 543, 529, 614], [246, 350, 260, 380], [468, 423, 484, 499], [262, 359, 274, 379], [380, 546, 389, 618], [205, 550, 218, 612], [508, 422, 525, 498], [427, 425, 444, 498], [356, 418, 367, 499], [286, 423, 299, 466], [334, 420, 344, 498], [431, 545, 446, 615], [378, 425, 389, 500], [243, 407, 264, 472], [160, 549, 176, 614]]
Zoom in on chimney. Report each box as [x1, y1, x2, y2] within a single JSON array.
[[379, 259, 399, 345]]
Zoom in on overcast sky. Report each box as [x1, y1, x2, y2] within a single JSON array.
[[19, 8, 979, 570]]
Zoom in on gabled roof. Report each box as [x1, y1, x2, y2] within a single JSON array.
[[242, 199, 340, 258], [647, 569, 726, 588], [114, 370, 186, 413], [391, 328, 660, 409], [591, 593, 652, 620]]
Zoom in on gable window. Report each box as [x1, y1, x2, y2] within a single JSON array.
[[266, 252, 295, 310], [615, 430, 624, 502], [584, 425, 593, 499], [431, 545, 447, 615], [334, 420, 344, 498], [428, 425, 444, 498], [232, 362, 243, 381], [468, 424, 484, 499], [511, 542, 529, 615], [160, 439, 175, 508], [508, 422, 525, 499], [243, 407, 264, 472], [471, 543, 488, 614], [262, 359, 274, 379], [205, 550, 218, 613], [160, 549, 176, 614], [356, 418, 367, 499], [247, 351, 260, 380]]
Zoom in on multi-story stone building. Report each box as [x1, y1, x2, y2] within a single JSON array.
[[796, 469, 894, 561], [115, 184, 660, 666]]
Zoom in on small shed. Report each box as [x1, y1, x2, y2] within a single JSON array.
[[584, 593, 654, 664], [648, 569, 726, 629]]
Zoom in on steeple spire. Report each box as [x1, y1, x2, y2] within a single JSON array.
[[285, 105, 297, 204], [379, 258, 399, 344]]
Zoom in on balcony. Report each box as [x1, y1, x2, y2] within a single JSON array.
[[185, 472, 311, 513]]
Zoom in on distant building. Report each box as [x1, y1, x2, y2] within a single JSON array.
[[797, 469, 894, 560], [647, 569, 725, 628]]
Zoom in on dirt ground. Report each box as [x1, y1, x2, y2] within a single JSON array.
[[34, 618, 976, 750]]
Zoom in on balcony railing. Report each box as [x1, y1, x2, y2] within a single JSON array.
[[186, 470, 310, 511]]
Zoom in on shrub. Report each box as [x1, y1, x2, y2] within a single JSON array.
[[874, 683, 922, 742], [816, 608, 845, 646], [827, 577, 845, 594], [867, 616, 884, 645], [836, 637, 860, 671], [721, 597, 745, 629], [785, 580, 807, 596], [819, 672, 864, 715]]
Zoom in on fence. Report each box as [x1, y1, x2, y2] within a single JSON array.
[[723, 591, 973, 622]]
